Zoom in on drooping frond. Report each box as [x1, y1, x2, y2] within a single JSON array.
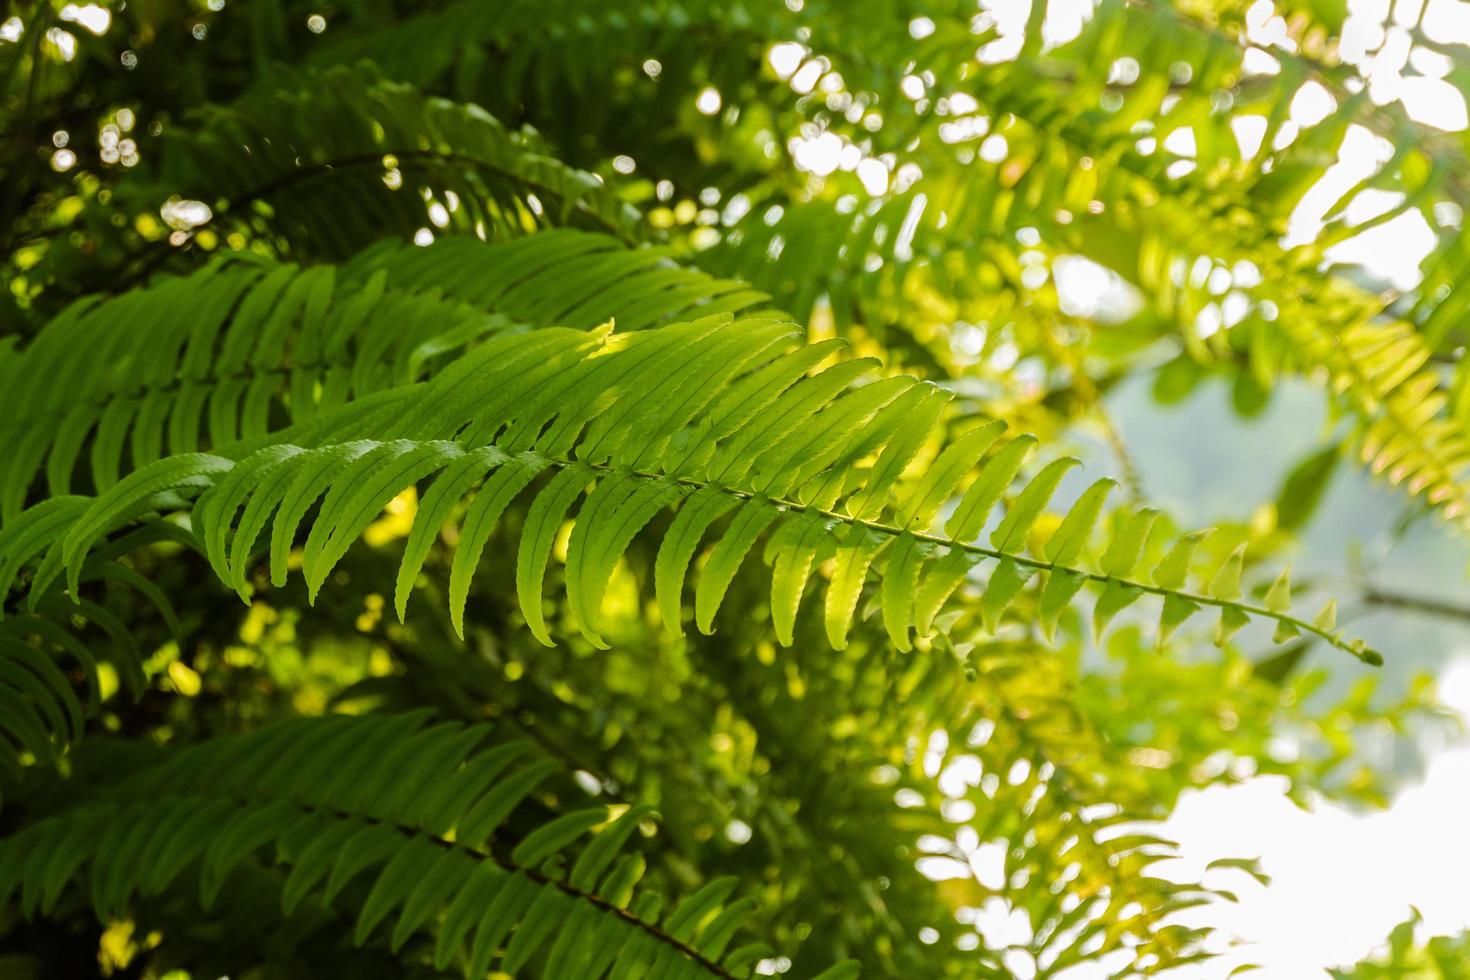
[[945, 628, 1258, 974], [0, 710, 857, 980], [0, 600, 100, 775], [15, 314, 1373, 664], [159, 65, 646, 256], [0, 503, 194, 779], [1249, 280, 1470, 525], [0, 229, 766, 522]]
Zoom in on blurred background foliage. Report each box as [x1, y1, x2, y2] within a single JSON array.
[[3, 0, 1470, 976]]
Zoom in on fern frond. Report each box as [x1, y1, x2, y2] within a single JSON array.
[[0, 596, 146, 764], [15, 315, 1375, 664], [0, 229, 765, 522], [0, 506, 194, 775], [1252, 283, 1470, 525], [306, 0, 773, 85], [0, 300, 1378, 771], [0, 710, 856, 979], [345, 231, 769, 331], [306, 0, 789, 160], [949, 632, 1228, 973], [159, 65, 645, 256], [0, 259, 490, 521]]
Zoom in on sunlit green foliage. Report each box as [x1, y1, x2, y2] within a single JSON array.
[[1, 0, 1465, 977], [1335, 912, 1470, 979]]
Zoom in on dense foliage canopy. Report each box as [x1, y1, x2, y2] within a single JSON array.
[[2, 0, 1468, 977]]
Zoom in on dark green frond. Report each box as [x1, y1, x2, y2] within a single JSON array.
[[160, 65, 647, 256], [344, 231, 770, 331], [0, 257, 492, 520], [0, 710, 853, 979], [306, 0, 792, 164]]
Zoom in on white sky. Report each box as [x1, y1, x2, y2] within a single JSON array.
[[1155, 657, 1470, 976]]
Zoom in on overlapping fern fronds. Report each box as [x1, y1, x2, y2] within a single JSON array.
[[0, 229, 768, 770], [698, 0, 1366, 326], [0, 310, 1374, 770], [0, 508, 191, 780], [0, 2, 1447, 975], [688, 0, 1470, 527], [9, 314, 1369, 664], [0, 710, 857, 980], [304, 0, 794, 165], [691, 606, 1236, 975], [0, 229, 763, 522]]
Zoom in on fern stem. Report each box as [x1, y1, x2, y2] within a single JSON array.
[[556, 458, 1381, 665], [225, 149, 641, 245], [1362, 587, 1470, 625], [283, 796, 741, 978]]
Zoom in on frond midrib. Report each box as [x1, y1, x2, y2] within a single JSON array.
[[109, 784, 740, 978], [533, 447, 1380, 664], [59, 429, 1365, 664], [221, 147, 643, 246]]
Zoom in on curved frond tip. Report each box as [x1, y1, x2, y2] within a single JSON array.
[[163, 65, 648, 254]]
